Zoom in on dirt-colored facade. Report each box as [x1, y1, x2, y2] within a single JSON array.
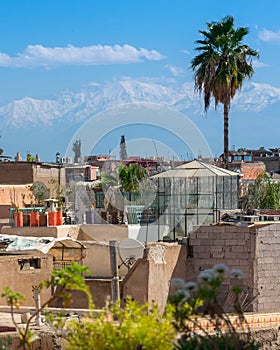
[[3, 222, 280, 314], [121, 243, 186, 313], [0, 253, 53, 306], [0, 161, 65, 187], [0, 161, 66, 225]]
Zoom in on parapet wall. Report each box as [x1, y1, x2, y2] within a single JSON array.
[[186, 224, 256, 311]]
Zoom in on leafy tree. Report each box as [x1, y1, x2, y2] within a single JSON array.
[[241, 172, 280, 210], [117, 163, 147, 193], [100, 173, 118, 192], [26, 154, 35, 162], [191, 16, 259, 168]]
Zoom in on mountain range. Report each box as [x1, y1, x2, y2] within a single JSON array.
[[1, 79, 280, 160]]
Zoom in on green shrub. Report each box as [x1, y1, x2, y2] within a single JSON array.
[[169, 264, 259, 350], [64, 298, 175, 350]]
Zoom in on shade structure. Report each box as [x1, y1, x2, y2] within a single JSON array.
[[152, 160, 239, 240], [3, 235, 86, 263]]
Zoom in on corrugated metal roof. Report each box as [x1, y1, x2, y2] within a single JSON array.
[[153, 160, 238, 178]]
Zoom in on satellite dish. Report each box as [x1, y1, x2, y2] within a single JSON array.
[[118, 238, 145, 269], [32, 181, 50, 201]]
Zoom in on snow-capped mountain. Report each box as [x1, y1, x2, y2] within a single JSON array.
[[2, 79, 280, 161], [1, 79, 279, 130]]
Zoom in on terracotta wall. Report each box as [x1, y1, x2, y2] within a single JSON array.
[[0, 163, 66, 222], [0, 163, 33, 184], [240, 162, 266, 180], [0, 185, 31, 208]]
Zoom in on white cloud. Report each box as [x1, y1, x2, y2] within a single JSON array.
[[259, 29, 280, 44], [0, 44, 165, 68], [164, 64, 185, 76]]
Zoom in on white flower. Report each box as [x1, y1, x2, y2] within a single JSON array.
[[170, 278, 185, 289], [213, 264, 229, 275], [183, 281, 198, 292], [198, 269, 214, 283], [230, 269, 243, 278], [177, 289, 191, 301]]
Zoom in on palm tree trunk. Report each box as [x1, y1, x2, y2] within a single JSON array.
[[224, 104, 229, 169]]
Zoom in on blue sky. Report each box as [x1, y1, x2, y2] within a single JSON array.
[[0, 0, 278, 101], [1, 0, 280, 160]]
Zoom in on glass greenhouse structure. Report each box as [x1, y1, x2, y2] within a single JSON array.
[[151, 160, 239, 241]]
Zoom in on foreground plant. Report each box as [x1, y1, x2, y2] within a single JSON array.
[[63, 298, 176, 350], [1, 262, 92, 350], [169, 264, 259, 350]]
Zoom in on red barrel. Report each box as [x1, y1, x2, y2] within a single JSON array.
[[30, 211, 39, 226], [14, 211, 23, 227], [48, 212, 57, 226], [56, 211, 63, 226]]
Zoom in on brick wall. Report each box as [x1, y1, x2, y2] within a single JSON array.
[[254, 224, 280, 312], [33, 164, 65, 189], [253, 157, 280, 172], [185, 223, 280, 313], [0, 162, 33, 184], [186, 224, 256, 311]]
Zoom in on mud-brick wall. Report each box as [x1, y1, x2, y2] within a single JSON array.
[[121, 243, 186, 313], [0, 254, 53, 306], [33, 164, 66, 191]]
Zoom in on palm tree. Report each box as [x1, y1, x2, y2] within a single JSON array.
[[191, 16, 259, 168], [118, 163, 147, 193]]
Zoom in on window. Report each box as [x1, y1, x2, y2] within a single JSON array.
[[18, 258, 41, 270]]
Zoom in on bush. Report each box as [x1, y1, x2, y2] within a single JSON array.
[[63, 298, 175, 350], [169, 264, 259, 350]]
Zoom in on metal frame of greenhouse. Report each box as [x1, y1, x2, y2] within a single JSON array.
[[152, 160, 239, 241]]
